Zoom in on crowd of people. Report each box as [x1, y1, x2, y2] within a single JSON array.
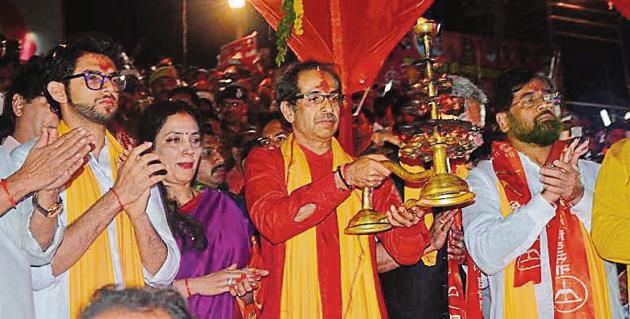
[[0, 32, 629, 319]]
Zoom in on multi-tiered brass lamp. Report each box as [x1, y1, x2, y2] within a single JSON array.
[[345, 18, 479, 235]]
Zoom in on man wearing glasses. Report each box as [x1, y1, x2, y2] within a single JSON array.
[[461, 70, 622, 318], [257, 113, 289, 150], [244, 61, 428, 319], [11, 34, 180, 319]]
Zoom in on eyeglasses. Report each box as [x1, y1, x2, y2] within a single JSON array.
[[64, 71, 126, 92], [257, 133, 288, 147], [295, 92, 344, 105], [514, 92, 562, 109]]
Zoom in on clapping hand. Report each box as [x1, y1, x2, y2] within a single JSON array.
[[16, 127, 93, 193], [540, 138, 588, 205]]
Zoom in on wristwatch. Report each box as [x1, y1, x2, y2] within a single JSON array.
[[32, 192, 63, 219]]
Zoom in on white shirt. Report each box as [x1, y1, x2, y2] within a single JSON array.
[[2, 135, 21, 154], [462, 152, 622, 319], [0, 145, 64, 319], [11, 138, 181, 319]]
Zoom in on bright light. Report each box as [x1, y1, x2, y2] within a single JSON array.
[[624, 111, 630, 120], [383, 80, 393, 95], [228, 0, 245, 8], [600, 109, 612, 127]]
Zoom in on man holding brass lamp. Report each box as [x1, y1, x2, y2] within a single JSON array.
[[244, 61, 428, 319]]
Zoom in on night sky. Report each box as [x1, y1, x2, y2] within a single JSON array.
[[61, 0, 630, 120]]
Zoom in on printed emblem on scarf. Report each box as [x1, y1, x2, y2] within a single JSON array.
[[554, 275, 588, 313], [554, 228, 588, 313], [448, 286, 460, 298], [516, 248, 542, 271]]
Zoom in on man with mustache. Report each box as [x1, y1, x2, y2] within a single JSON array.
[[11, 34, 180, 319], [244, 61, 429, 319], [196, 133, 228, 191], [462, 70, 622, 318]]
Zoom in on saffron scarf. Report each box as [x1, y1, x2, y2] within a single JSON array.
[[279, 134, 381, 319], [492, 140, 610, 318], [402, 161, 483, 319], [58, 121, 144, 318]]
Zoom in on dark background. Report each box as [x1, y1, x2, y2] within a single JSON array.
[[61, 0, 630, 120]]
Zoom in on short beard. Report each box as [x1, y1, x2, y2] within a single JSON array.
[[73, 102, 115, 124], [66, 85, 118, 125], [508, 112, 562, 146], [66, 89, 116, 125]]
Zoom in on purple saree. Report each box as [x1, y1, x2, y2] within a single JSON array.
[[175, 189, 252, 319]]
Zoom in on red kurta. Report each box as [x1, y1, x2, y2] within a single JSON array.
[[244, 144, 428, 319]]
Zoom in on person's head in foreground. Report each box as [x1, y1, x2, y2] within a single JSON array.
[[81, 287, 192, 319]]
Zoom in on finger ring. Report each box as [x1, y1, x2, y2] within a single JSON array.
[[227, 278, 235, 286]]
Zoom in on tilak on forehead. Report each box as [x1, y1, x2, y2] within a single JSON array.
[[99, 61, 113, 71], [527, 78, 547, 92], [84, 54, 115, 71], [316, 69, 331, 92]]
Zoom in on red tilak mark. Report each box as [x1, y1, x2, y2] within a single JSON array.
[[529, 80, 544, 92], [98, 60, 114, 72], [317, 70, 331, 92]]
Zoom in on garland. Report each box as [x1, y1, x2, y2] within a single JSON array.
[[275, 0, 304, 66]]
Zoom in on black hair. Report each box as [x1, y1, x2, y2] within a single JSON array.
[[138, 100, 208, 251], [81, 286, 191, 319], [258, 111, 291, 132], [493, 69, 552, 114], [359, 107, 375, 124], [168, 86, 201, 108], [42, 33, 124, 114], [0, 58, 48, 139], [274, 61, 341, 105]]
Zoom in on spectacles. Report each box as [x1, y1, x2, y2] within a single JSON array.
[[257, 133, 288, 147], [64, 71, 127, 92], [295, 92, 344, 105], [514, 92, 562, 109]]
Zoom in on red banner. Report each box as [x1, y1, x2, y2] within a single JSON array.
[[217, 31, 259, 71], [611, 0, 630, 19]]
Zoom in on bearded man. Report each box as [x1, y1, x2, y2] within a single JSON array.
[[461, 70, 622, 318], [12, 34, 180, 319]]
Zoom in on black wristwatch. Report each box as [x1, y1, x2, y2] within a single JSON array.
[[32, 192, 63, 219]]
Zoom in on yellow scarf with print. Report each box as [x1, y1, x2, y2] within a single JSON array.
[[58, 121, 144, 318], [279, 134, 381, 319]]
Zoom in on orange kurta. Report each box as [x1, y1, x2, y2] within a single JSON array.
[[244, 143, 428, 319]]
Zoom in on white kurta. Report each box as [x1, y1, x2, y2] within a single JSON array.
[[462, 152, 622, 319], [11, 138, 181, 319], [0, 145, 64, 319]]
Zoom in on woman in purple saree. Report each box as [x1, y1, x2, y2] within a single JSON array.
[[139, 101, 267, 319]]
